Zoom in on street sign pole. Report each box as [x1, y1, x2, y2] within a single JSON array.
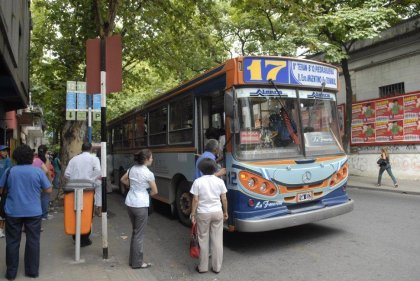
[[100, 38, 108, 260], [87, 95, 92, 143]]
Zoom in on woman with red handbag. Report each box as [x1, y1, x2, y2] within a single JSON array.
[[190, 158, 228, 274]]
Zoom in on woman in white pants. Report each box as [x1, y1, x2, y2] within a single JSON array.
[[190, 158, 228, 274]]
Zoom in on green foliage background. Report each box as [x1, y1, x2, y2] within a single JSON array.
[[30, 0, 418, 149]]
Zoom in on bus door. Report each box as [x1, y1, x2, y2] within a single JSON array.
[[197, 94, 225, 157]]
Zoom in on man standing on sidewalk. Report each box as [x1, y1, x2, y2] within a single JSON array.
[[64, 142, 101, 247]]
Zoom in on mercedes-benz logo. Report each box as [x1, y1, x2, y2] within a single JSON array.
[[302, 171, 312, 183]]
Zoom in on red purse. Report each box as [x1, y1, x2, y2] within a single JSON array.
[[189, 222, 200, 258]]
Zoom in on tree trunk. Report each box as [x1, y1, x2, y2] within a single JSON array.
[[341, 58, 353, 153], [61, 121, 87, 167]]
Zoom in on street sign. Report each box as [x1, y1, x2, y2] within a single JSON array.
[[67, 81, 77, 92], [93, 112, 101, 121], [77, 93, 87, 110], [66, 92, 76, 110], [76, 81, 86, 93], [66, 111, 76, 120], [77, 111, 86, 120], [93, 94, 101, 110]]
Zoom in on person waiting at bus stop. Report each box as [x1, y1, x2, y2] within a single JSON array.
[[190, 158, 228, 274], [195, 139, 226, 179], [0, 144, 52, 280], [64, 142, 101, 247]]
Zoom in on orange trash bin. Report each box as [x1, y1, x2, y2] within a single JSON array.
[[63, 180, 96, 235]]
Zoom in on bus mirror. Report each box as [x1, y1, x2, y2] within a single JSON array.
[[224, 92, 234, 118]]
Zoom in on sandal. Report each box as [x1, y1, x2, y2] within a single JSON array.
[[140, 263, 152, 269], [132, 263, 152, 269]]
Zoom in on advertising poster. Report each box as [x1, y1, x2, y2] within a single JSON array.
[[403, 118, 420, 141], [403, 94, 420, 119], [352, 102, 375, 124], [351, 92, 420, 145], [351, 123, 375, 144], [375, 120, 404, 142]]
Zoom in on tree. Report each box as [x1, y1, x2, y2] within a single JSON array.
[[30, 0, 229, 167], [303, 0, 398, 151]]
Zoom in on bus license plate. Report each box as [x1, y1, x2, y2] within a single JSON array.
[[297, 192, 313, 202]]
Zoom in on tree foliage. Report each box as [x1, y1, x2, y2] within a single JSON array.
[[30, 0, 229, 147]]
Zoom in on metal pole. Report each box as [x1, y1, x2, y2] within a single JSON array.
[[100, 38, 108, 259], [88, 95, 92, 143], [74, 188, 84, 262]]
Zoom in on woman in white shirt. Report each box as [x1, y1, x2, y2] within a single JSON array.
[[190, 158, 228, 274], [120, 149, 158, 269]]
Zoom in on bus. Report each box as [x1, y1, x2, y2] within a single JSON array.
[[108, 56, 354, 232]]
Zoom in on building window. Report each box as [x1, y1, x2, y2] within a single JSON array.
[[379, 82, 405, 98]]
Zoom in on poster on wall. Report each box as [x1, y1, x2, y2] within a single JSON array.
[[351, 102, 375, 124], [351, 123, 375, 144], [403, 118, 420, 141], [403, 93, 420, 119], [374, 97, 404, 122], [351, 91, 420, 145], [375, 120, 404, 142]]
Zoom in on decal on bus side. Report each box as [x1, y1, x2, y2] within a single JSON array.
[[229, 171, 237, 185]]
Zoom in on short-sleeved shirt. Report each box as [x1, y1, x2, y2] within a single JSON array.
[[0, 165, 51, 217], [125, 165, 155, 208], [194, 151, 216, 179], [0, 157, 12, 178], [190, 175, 227, 214]]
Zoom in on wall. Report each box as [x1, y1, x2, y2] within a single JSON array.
[[349, 144, 420, 180]]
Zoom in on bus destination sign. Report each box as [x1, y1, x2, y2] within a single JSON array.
[[243, 58, 338, 90]]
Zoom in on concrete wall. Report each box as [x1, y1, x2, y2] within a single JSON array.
[[349, 145, 420, 181]]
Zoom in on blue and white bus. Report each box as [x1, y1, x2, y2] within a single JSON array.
[[108, 56, 353, 231]]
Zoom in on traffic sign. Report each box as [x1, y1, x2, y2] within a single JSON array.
[[67, 81, 77, 92], [66, 111, 76, 120], [66, 92, 76, 110], [93, 111, 101, 121], [93, 94, 101, 110], [77, 93, 87, 110], [77, 111, 86, 120]]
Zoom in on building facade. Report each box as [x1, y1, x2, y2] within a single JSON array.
[[337, 16, 420, 180], [0, 1, 45, 151]]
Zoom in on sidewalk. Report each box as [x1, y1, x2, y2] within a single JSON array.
[[0, 191, 158, 281], [348, 174, 420, 195]]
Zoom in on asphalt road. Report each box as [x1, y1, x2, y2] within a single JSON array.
[[112, 188, 420, 281]]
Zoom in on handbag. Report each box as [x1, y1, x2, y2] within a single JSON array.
[[377, 158, 387, 166], [189, 222, 200, 258], [0, 168, 12, 218]]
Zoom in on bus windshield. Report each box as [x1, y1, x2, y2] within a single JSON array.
[[234, 88, 343, 160]]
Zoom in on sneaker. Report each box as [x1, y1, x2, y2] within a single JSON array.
[[377, 184, 381, 187], [0, 229, 5, 238], [394, 184, 398, 188]]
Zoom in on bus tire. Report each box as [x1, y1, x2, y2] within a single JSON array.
[[176, 180, 192, 226]]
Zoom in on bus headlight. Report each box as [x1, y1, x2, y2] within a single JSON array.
[[260, 183, 267, 192], [239, 171, 277, 197]]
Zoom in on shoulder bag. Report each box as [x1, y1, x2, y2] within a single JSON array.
[[377, 158, 387, 166], [0, 168, 12, 218]]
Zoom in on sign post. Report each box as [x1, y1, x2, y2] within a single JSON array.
[[86, 35, 122, 259]]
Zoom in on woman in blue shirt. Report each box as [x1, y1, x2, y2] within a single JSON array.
[[0, 144, 52, 280]]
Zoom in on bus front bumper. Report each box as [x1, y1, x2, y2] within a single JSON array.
[[234, 199, 354, 232]]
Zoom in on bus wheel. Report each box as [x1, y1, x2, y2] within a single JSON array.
[[176, 181, 192, 226]]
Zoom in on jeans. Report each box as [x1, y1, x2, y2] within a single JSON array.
[[41, 192, 50, 219], [5, 216, 42, 279], [377, 165, 397, 185]]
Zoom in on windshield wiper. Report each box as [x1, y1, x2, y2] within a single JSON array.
[[268, 79, 300, 144]]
